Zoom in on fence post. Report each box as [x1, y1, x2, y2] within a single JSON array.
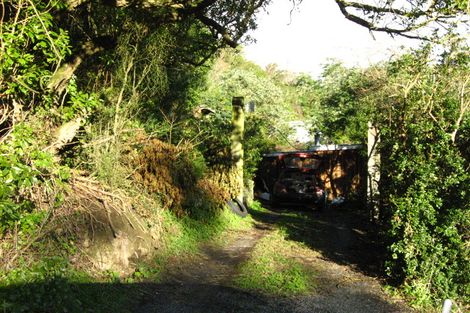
[[231, 97, 245, 203], [367, 121, 380, 222]]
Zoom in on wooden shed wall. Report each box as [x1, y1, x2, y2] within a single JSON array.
[[315, 149, 367, 200]]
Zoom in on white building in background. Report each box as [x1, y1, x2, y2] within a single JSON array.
[[287, 121, 312, 144]]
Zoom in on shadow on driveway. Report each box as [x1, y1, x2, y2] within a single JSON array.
[[1, 280, 406, 313], [248, 202, 384, 278]]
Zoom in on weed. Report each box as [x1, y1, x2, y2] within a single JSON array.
[[248, 201, 271, 214]]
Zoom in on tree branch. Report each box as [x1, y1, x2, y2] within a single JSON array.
[[337, 0, 410, 16], [334, 0, 464, 41], [451, 75, 470, 143], [184, 0, 219, 14], [182, 43, 222, 66], [334, 0, 434, 40], [47, 39, 112, 93], [195, 13, 238, 48]]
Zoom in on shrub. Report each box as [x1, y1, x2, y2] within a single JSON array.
[[377, 49, 470, 307], [0, 124, 69, 236], [133, 139, 228, 216]]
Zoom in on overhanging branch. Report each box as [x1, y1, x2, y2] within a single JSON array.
[[334, 0, 438, 40], [47, 38, 112, 93], [337, 0, 410, 16], [195, 13, 238, 48]]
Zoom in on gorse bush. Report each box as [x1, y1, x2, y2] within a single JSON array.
[[133, 139, 199, 214], [133, 139, 229, 216]]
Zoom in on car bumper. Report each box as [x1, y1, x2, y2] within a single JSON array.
[[273, 192, 324, 204]]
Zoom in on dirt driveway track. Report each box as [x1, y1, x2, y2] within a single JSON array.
[[136, 205, 413, 313]]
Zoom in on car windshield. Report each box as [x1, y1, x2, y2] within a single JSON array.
[[279, 169, 318, 184]]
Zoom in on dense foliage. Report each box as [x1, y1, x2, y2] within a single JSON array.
[[377, 49, 469, 306], [1, 0, 469, 311], [0, 1, 283, 267], [300, 47, 469, 307], [193, 50, 300, 178], [0, 0, 81, 238], [297, 62, 374, 144]]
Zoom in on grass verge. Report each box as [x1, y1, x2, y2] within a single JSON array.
[[0, 257, 142, 313], [139, 206, 253, 281], [233, 227, 316, 296]]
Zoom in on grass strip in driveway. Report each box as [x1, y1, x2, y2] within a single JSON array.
[[233, 228, 317, 296]]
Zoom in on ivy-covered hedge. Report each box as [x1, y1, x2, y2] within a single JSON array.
[[310, 47, 470, 308], [376, 49, 469, 307]]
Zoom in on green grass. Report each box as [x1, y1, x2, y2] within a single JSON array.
[[233, 228, 316, 296], [0, 257, 142, 313], [0, 201, 317, 311], [0, 205, 252, 313], [132, 206, 253, 282], [248, 200, 272, 214], [163, 205, 251, 252]]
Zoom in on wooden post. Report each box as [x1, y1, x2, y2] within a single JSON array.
[[367, 121, 380, 222], [231, 97, 245, 203]]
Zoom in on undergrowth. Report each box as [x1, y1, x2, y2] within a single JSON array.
[[0, 202, 252, 313]]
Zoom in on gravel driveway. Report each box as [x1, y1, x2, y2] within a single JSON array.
[[136, 205, 413, 313]]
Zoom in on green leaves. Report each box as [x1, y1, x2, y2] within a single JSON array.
[[0, 123, 67, 235], [0, 0, 71, 105], [308, 46, 469, 308], [378, 49, 470, 307], [61, 78, 100, 121], [192, 49, 293, 177], [300, 61, 375, 144]]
